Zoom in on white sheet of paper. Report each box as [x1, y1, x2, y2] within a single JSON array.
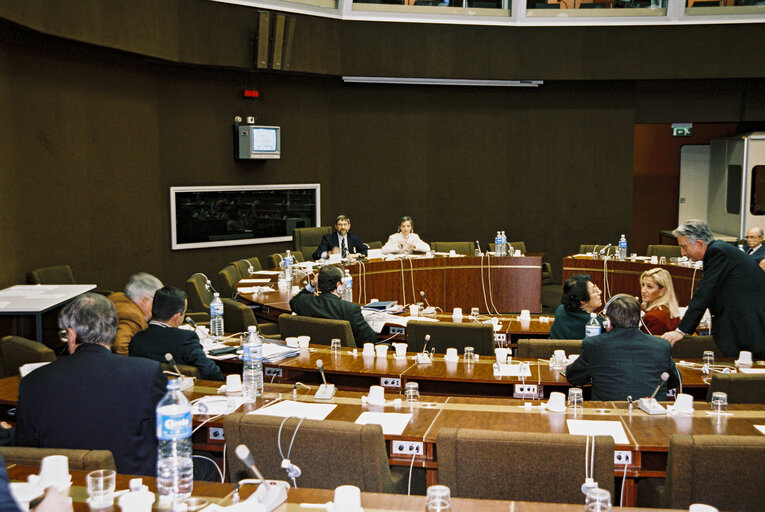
[[0, 302, 9, 308], [567, 419, 630, 445], [738, 368, 765, 374], [754, 425, 765, 436], [355, 412, 412, 435], [31, 294, 66, 300], [493, 363, 532, 377], [238, 279, 272, 284], [252, 400, 336, 420], [253, 271, 281, 275], [192, 396, 244, 415]]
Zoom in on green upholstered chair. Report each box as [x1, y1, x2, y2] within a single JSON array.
[[161, 363, 201, 379], [223, 299, 279, 338], [224, 413, 408, 494], [488, 241, 554, 284], [293, 226, 332, 261], [0, 336, 56, 378], [579, 244, 616, 256], [185, 273, 214, 321], [364, 241, 383, 249], [431, 241, 475, 255], [515, 338, 583, 359], [229, 257, 263, 278], [0, 446, 116, 472], [27, 264, 75, 285], [638, 434, 765, 512], [405, 320, 494, 356], [437, 428, 614, 503], [267, 250, 305, 269], [646, 244, 682, 259], [705, 373, 765, 403], [278, 313, 356, 348], [215, 264, 241, 299], [671, 335, 723, 360], [489, 241, 527, 253]]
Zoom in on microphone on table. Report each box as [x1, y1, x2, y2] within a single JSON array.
[[165, 353, 194, 390], [422, 334, 431, 353], [649, 372, 670, 401], [235, 444, 266, 483], [419, 291, 436, 315], [417, 335, 433, 364], [638, 372, 669, 415], [234, 444, 290, 512], [185, 316, 197, 328], [315, 359, 336, 399], [475, 240, 482, 255], [165, 353, 183, 376], [599, 243, 612, 255]]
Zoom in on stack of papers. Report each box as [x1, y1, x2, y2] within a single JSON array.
[[262, 343, 300, 363]]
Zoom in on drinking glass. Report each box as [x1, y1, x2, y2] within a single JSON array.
[[567, 388, 583, 411], [86, 469, 116, 508], [404, 382, 420, 402], [470, 307, 480, 318], [426, 485, 451, 511], [464, 346, 475, 362], [331, 338, 342, 353], [702, 351, 714, 367], [585, 488, 612, 511], [711, 391, 728, 414]]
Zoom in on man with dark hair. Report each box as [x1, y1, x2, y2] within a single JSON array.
[[548, 273, 603, 339], [289, 265, 377, 345], [312, 215, 368, 260], [565, 294, 679, 401], [16, 293, 167, 477], [129, 286, 223, 381], [662, 220, 765, 357]]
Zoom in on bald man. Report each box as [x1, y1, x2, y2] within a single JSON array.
[[744, 227, 765, 258]]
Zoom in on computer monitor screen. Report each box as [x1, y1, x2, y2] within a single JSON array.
[[235, 125, 280, 159]]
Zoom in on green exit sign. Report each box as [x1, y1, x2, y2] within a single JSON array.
[[672, 123, 692, 137]]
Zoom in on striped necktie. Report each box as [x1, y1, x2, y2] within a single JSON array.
[[341, 237, 347, 257]]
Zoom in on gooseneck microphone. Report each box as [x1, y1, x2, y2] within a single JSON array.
[[599, 243, 612, 255], [185, 316, 197, 328], [422, 334, 431, 353], [649, 372, 670, 401], [164, 353, 183, 376], [235, 444, 266, 484], [316, 359, 327, 387], [314, 359, 335, 399], [637, 372, 670, 415], [419, 291, 431, 309]]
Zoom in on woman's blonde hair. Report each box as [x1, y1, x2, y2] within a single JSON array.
[[640, 268, 681, 318]]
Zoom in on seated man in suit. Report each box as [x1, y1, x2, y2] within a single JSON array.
[[565, 294, 679, 401], [108, 272, 163, 355], [312, 215, 368, 260], [744, 226, 765, 258], [129, 286, 223, 381], [16, 293, 167, 477], [290, 265, 377, 345]]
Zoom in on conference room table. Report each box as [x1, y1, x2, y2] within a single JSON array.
[[4, 465, 690, 511], [2, 375, 762, 506]]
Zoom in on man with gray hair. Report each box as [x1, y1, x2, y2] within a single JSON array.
[[662, 220, 765, 357], [566, 295, 679, 401], [16, 293, 167, 476], [108, 272, 163, 355]]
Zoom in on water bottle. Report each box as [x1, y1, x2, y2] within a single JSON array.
[[618, 234, 627, 261], [242, 325, 263, 402], [585, 313, 601, 338], [209, 292, 224, 338], [156, 379, 193, 503], [502, 231, 511, 256], [342, 270, 353, 302], [283, 250, 294, 283], [494, 231, 503, 256]]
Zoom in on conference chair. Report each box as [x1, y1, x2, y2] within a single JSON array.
[[224, 300, 280, 338], [516, 338, 583, 359], [293, 226, 332, 260], [224, 413, 409, 494], [0, 446, 116, 472], [27, 264, 75, 285], [405, 320, 494, 356], [489, 241, 527, 253], [185, 273, 214, 323], [278, 313, 356, 348], [0, 336, 56, 378], [670, 335, 723, 360], [488, 241, 554, 284], [437, 428, 614, 502], [638, 434, 765, 512], [706, 372, 765, 403], [267, 250, 305, 269], [431, 241, 475, 255], [365, 241, 383, 249], [214, 264, 242, 299], [579, 244, 616, 256], [646, 244, 682, 259], [229, 257, 263, 278]]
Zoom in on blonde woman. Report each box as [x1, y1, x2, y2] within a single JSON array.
[[640, 268, 681, 335], [381, 216, 430, 255]]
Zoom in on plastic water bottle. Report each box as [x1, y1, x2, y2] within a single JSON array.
[[494, 231, 503, 256], [242, 325, 263, 402], [585, 313, 601, 338], [618, 234, 627, 261], [342, 270, 353, 302], [156, 379, 193, 503], [283, 250, 294, 282], [209, 292, 224, 338]]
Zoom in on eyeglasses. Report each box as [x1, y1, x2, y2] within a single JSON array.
[[58, 329, 69, 343]]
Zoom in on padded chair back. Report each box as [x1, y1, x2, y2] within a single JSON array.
[[431, 241, 475, 255], [706, 373, 765, 403], [230, 257, 263, 278], [406, 321, 494, 356], [161, 363, 201, 379], [0, 446, 116, 472], [224, 413, 404, 493], [185, 273, 214, 315], [664, 434, 765, 511], [267, 250, 305, 269], [278, 313, 356, 348], [293, 226, 332, 260], [215, 265, 241, 299], [27, 265, 75, 285], [646, 245, 682, 259], [579, 244, 616, 256], [489, 241, 527, 254], [516, 338, 583, 359], [437, 428, 614, 503], [365, 241, 383, 249], [223, 298, 260, 334], [671, 335, 723, 359], [0, 336, 56, 377]]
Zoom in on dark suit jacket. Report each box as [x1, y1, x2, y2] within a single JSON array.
[[312, 232, 368, 260], [129, 324, 223, 381], [746, 244, 765, 258], [566, 327, 679, 401], [289, 288, 377, 345], [678, 240, 765, 357], [16, 343, 167, 476], [0, 454, 22, 512]]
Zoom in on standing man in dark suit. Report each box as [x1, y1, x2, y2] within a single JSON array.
[[662, 220, 765, 358], [290, 265, 377, 346], [566, 295, 679, 401], [16, 293, 167, 477], [129, 286, 223, 381], [744, 226, 765, 259], [312, 215, 368, 260]]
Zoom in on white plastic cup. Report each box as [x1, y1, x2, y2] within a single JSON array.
[[519, 309, 531, 320], [367, 385, 385, 405], [362, 343, 375, 356], [39, 455, 69, 487], [225, 374, 242, 394], [495, 347, 510, 364], [297, 336, 310, 348], [545, 391, 566, 412], [409, 304, 420, 317], [375, 345, 388, 358], [285, 337, 299, 348], [333, 485, 362, 512], [445, 348, 458, 361], [393, 343, 407, 358], [452, 307, 462, 319], [675, 393, 694, 413], [738, 350, 753, 365]]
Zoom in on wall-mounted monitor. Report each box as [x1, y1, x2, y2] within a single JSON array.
[[234, 124, 280, 159], [170, 184, 319, 250]]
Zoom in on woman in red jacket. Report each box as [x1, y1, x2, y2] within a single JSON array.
[[640, 268, 681, 336]]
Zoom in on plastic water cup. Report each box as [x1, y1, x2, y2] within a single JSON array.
[[545, 391, 566, 413], [393, 343, 407, 358], [39, 455, 69, 487], [495, 348, 510, 364], [445, 348, 458, 361], [659, 256, 667, 265], [330, 339, 342, 353], [426, 485, 451, 511], [375, 345, 388, 358], [675, 393, 694, 413], [585, 487, 612, 511], [409, 304, 420, 317], [362, 343, 375, 356], [87, 469, 116, 508], [470, 307, 480, 317], [711, 392, 728, 414], [367, 385, 385, 405], [333, 485, 362, 512], [225, 374, 242, 394], [567, 388, 583, 411], [702, 351, 714, 367], [404, 381, 420, 402], [452, 307, 462, 319], [464, 346, 475, 361]]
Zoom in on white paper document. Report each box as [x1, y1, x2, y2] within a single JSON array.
[[238, 279, 272, 284], [253, 271, 281, 275], [566, 419, 630, 445], [252, 400, 336, 420], [738, 368, 765, 374], [755, 425, 765, 436], [355, 412, 412, 435], [192, 396, 245, 415]]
